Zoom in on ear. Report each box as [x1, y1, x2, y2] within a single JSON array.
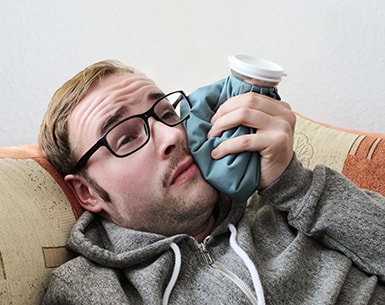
[[64, 174, 104, 213]]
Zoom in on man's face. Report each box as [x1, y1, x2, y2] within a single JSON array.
[[66, 73, 218, 236]]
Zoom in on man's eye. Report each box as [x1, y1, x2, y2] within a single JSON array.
[[117, 134, 135, 148], [116, 127, 141, 147], [161, 109, 177, 121]]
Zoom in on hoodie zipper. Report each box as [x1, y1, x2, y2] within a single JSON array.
[[197, 238, 259, 305]]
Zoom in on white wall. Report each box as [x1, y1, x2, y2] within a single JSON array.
[[1, 0, 385, 146]]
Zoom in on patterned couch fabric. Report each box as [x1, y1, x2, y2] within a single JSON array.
[[0, 145, 82, 305], [0, 115, 384, 304], [294, 113, 385, 196]]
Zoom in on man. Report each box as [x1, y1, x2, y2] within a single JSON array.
[[40, 60, 385, 304]]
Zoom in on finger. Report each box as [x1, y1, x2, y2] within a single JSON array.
[[211, 92, 290, 124], [211, 134, 257, 159], [209, 107, 295, 140], [211, 119, 295, 160], [209, 93, 292, 138], [208, 107, 272, 139]]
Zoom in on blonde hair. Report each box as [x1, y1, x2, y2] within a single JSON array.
[[39, 60, 138, 175]]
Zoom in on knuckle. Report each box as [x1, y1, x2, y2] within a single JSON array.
[[241, 136, 252, 147], [239, 106, 250, 118], [280, 108, 296, 130], [244, 92, 260, 105], [240, 135, 253, 149], [280, 100, 293, 110], [287, 110, 297, 128]]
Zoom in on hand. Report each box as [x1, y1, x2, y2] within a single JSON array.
[[207, 92, 296, 189]]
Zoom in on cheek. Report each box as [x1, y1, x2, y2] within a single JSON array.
[[98, 153, 157, 196]]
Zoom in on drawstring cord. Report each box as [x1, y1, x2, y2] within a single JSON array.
[[228, 224, 266, 305], [162, 225, 265, 305], [162, 242, 182, 305]]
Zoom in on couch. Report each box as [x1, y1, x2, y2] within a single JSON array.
[[1, 113, 385, 304]]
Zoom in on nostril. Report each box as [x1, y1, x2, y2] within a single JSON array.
[[165, 144, 176, 155]]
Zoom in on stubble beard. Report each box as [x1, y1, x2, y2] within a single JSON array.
[[150, 152, 219, 236], [99, 149, 219, 236]]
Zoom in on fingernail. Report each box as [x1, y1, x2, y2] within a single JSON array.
[[211, 148, 218, 159]]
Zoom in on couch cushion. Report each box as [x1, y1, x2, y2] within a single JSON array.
[[294, 113, 385, 196], [0, 144, 82, 304]]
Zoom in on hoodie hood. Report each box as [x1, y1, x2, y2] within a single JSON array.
[[66, 197, 267, 305], [67, 194, 247, 269]]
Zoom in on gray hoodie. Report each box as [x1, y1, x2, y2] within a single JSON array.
[[41, 157, 385, 304]]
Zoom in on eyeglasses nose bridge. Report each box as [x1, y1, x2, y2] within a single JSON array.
[[142, 106, 161, 123]]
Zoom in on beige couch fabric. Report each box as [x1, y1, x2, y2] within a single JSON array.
[[0, 146, 82, 304], [294, 113, 385, 196]]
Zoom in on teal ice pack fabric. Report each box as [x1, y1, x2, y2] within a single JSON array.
[[184, 75, 280, 202]]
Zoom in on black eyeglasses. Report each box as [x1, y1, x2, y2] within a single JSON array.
[[72, 90, 191, 173]]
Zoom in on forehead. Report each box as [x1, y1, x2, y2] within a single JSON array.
[[69, 73, 162, 151], [86, 72, 160, 110]]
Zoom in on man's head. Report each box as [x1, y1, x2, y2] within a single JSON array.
[[39, 60, 218, 237], [39, 60, 137, 176]]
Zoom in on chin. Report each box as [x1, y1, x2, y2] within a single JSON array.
[[196, 180, 219, 204]]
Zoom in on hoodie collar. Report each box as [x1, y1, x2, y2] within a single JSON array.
[[67, 195, 247, 267]]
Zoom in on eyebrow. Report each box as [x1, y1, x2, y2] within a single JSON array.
[[98, 91, 165, 137], [99, 106, 128, 137], [148, 92, 165, 102]]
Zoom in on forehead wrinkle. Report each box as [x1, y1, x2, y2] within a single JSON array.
[[103, 74, 156, 99], [99, 105, 128, 136], [84, 73, 164, 137], [97, 91, 164, 137]]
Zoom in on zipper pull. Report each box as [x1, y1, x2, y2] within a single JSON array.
[[198, 241, 214, 265]]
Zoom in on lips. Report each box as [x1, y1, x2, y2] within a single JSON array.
[[170, 157, 198, 186]]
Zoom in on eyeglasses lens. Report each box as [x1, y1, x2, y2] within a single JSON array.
[[106, 92, 190, 157]]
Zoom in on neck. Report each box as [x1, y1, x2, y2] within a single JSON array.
[[193, 214, 215, 243]]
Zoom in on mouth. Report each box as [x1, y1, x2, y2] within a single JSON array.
[[170, 157, 199, 186]]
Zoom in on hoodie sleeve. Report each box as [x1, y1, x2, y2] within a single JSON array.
[[259, 156, 385, 282]]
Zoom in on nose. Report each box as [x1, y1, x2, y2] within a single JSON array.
[[149, 118, 186, 159]]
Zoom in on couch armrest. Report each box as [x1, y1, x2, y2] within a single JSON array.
[[0, 144, 82, 304], [294, 113, 385, 196]]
